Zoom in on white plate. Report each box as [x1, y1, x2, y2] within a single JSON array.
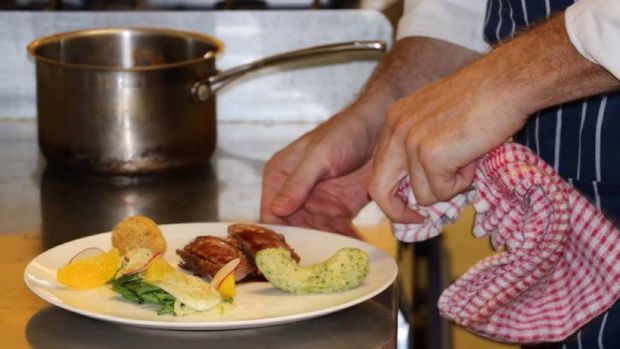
[[24, 222, 397, 330]]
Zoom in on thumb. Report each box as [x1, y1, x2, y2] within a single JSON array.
[[270, 158, 326, 216]]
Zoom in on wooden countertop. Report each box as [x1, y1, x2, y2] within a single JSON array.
[[1, 233, 46, 349]]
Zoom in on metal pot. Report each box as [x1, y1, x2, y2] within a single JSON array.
[[27, 27, 385, 174]]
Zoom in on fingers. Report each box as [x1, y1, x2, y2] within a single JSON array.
[[260, 163, 290, 225], [267, 152, 327, 217], [368, 127, 425, 224], [287, 210, 361, 239], [260, 142, 306, 224], [409, 126, 480, 205], [260, 135, 326, 223], [426, 157, 477, 202], [405, 129, 438, 206], [370, 100, 476, 214]]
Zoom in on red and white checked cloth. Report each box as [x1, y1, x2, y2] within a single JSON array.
[[393, 143, 620, 343]]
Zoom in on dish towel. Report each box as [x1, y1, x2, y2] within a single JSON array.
[[393, 143, 620, 343]]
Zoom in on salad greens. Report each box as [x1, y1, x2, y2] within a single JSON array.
[[111, 274, 175, 315]]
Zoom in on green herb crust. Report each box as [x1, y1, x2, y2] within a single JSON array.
[[255, 247, 369, 294]]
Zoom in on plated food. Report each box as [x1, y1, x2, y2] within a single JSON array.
[[111, 215, 167, 256], [256, 247, 369, 294], [56, 216, 235, 316], [177, 222, 369, 294], [53, 216, 370, 317], [25, 222, 397, 329], [176, 223, 300, 282]]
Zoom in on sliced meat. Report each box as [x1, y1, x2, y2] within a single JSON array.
[[228, 223, 300, 262], [176, 236, 255, 281], [177, 223, 300, 283]]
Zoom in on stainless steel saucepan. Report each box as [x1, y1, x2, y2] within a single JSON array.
[[27, 27, 386, 174]]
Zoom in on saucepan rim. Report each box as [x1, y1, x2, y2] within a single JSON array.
[[27, 26, 224, 72]]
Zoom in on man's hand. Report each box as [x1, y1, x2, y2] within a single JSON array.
[[368, 14, 619, 221], [368, 67, 527, 216], [260, 113, 375, 238], [260, 37, 482, 235]]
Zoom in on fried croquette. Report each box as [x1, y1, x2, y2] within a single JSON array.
[[111, 215, 167, 255]]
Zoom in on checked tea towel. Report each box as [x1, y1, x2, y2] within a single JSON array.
[[393, 143, 620, 343]]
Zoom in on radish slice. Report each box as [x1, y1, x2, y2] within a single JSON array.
[[211, 258, 240, 289], [69, 247, 105, 263], [130, 251, 162, 274], [117, 248, 162, 276]]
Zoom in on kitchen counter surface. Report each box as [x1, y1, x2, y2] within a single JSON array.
[[0, 119, 397, 349]]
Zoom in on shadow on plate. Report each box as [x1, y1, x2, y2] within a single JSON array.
[[26, 299, 394, 349]]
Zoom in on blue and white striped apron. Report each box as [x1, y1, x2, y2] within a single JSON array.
[[484, 1, 620, 347]]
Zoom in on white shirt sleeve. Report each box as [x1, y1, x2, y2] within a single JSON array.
[[565, 0, 620, 80], [397, 0, 490, 53]]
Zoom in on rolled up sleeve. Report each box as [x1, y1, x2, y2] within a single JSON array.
[[397, 0, 490, 53], [565, 0, 620, 80]]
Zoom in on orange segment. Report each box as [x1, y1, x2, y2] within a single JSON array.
[[143, 257, 175, 282], [57, 248, 121, 289], [217, 273, 236, 298]]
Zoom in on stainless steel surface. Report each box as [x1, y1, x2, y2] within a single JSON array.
[[39, 166, 220, 249], [25, 297, 395, 349], [0, 120, 397, 349], [191, 40, 387, 101], [28, 28, 385, 174]]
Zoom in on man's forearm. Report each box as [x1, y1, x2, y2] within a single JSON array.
[[476, 13, 620, 117], [346, 37, 481, 135]]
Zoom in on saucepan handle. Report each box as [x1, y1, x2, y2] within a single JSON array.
[[191, 40, 387, 102]]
